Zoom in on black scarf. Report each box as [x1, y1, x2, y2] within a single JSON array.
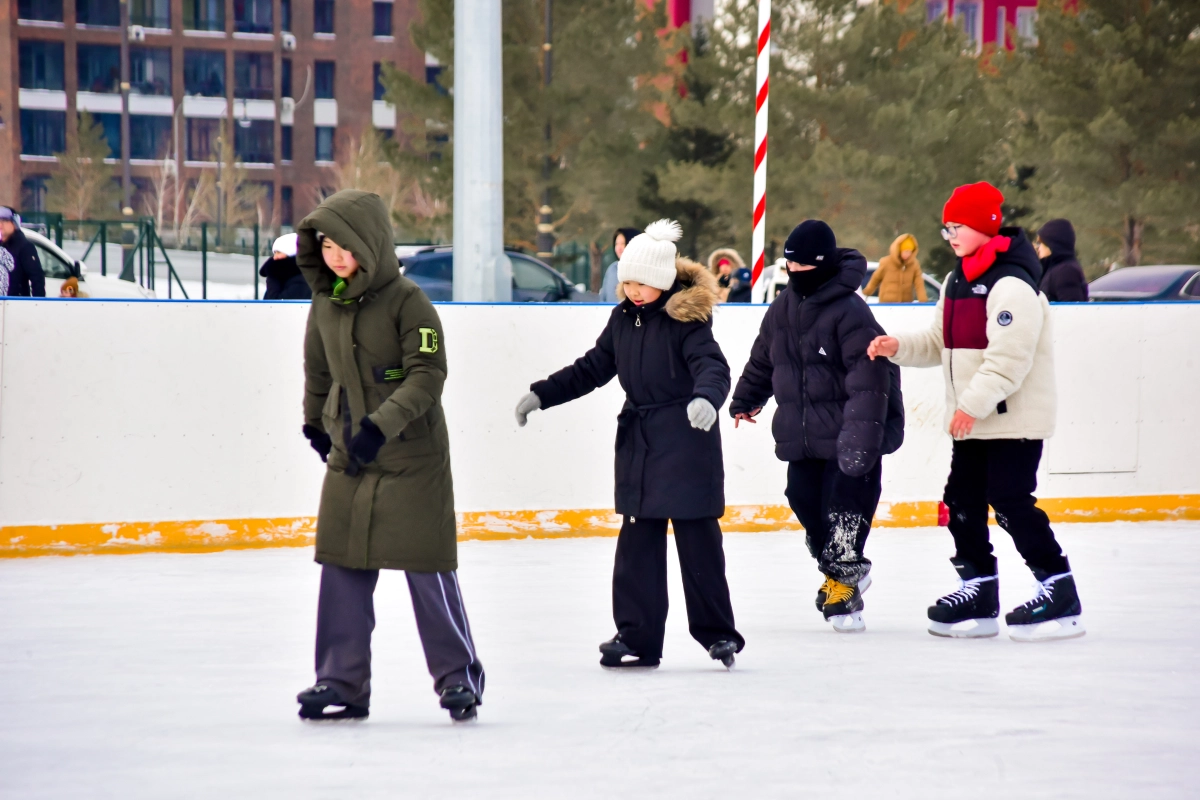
[[788, 262, 839, 299]]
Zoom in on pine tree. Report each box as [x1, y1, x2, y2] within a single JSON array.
[[45, 111, 122, 220], [994, 0, 1200, 271]]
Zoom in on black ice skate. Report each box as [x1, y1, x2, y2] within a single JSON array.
[[816, 571, 872, 612], [439, 685, 479, 722], [1005, 566, 1085, 642], [296, 683, 369, 721], [708, 640, 738, 669], [822, 578, 866, 633], [927, 558, 999, 638], [598, 633, 660, 669]]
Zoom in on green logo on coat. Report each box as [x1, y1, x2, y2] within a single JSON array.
[[419, 327, 439, 353]]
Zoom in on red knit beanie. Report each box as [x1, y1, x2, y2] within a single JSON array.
[[942, 182, 1005, 237]]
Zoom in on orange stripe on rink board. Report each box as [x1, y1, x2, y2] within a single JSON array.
[[1, 496, 1197, 558]]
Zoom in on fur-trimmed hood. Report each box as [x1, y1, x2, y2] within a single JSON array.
[[616, 257, 720, 323], [708, 247, 745, 275], [887, 233, 919, 267]]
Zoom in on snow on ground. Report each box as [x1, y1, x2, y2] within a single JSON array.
[[2, 522, 1197, 799]]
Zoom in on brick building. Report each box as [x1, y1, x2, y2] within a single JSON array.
[[1, 0, 427, 228]]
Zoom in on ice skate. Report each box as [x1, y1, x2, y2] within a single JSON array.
[[439, 685, 479, 722], [822, 578, 866, 633], [927, 558, 1000, 638], [708, 640, 738, 669], [296, 683, 369, 721], [599, 633, 660, 669], [1006, 567, 1085, 642], [815, 570, 871, 612]]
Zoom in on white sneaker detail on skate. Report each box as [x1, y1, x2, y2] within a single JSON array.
[[1009, 615, 1086, 642], [928, 617, 999, 638], [829, 611, 865, 633]]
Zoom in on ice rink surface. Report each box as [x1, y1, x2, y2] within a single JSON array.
[[2, 522, 1197, 799]]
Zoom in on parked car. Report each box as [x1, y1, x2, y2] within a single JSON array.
[[757, 260, 942, 304], [18, 228, 155, 299], [397, 246, 599, 302], [1088, 265, 1200, 302]]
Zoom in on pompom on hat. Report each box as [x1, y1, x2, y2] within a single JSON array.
[[943, 182, 1005, 237], [617, 219, 683, 291]]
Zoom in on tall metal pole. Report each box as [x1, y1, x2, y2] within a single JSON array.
[[750, 0, 771, 295], [453, 0, 511, 302], [119, 0, 133, 216], [535, 0, 554, 259]]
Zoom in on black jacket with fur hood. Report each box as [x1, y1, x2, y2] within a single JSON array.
[[532, 259, 730, 520]]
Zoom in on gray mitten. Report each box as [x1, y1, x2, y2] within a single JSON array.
[[687, 398, 717, 432], [515, 391, 542, 427]]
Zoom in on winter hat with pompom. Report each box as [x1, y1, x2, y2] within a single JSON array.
[[618, 219, 683, 291]]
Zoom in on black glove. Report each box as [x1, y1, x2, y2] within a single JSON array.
[[347, 417, 387, 469], [302, 424, 332, 463]]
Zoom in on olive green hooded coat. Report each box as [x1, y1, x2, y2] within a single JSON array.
[[298, 190, 457, 572]]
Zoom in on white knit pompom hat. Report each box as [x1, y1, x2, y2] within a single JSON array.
[[617, 219, 682, 291]]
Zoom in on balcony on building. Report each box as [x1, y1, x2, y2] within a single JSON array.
[[130, 47, 172, 96], [20, 110, 67, 157], [78, 44, 121, 94], [235, 119, 275, 164], [235, 0, 273, 35], [17, 0, 64, 24], [234, 53, 274, 101], [186, 118, 222, 163], [184, 50, 226, 98], [20, 41, 66, 92], [183, 0, 225, 33], [314, 0, 335, 35], [373, 1, 394, 38], [76, 0, 121, 27], [130, 0, 171, 30]]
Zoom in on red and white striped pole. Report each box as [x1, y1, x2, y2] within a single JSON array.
[[750, 0, 771, 292]]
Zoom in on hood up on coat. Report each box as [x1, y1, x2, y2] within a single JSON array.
[[888, 233, 919, 265], [707, 247, 745, 276], [296, 190, 400, 301], [616, 257, 720, 323]]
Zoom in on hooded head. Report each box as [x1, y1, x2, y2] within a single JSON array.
[[297, 190, 400, 301], [707, 247, 745, 276], [1037, 219, 1076, 257], [784, 220, 840, 297], [890, 233, 918, 263]]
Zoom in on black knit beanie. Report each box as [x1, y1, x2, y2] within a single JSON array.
[[784, 220, 837, 267], [1037, 219, 1076, 256]]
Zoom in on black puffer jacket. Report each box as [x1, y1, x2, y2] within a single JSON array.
[[532, 259, 729, 520], [1, 226, 46, 297], [1039, 253, 1088, 302], [729, 249, 904, 475], [260, 255, 312, 300]]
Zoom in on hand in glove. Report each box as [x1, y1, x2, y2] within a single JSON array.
[[346, 417, 387, 472], [515, 391, 541, 427], [302, 424, 332, 463], [687, 398, 717, 432]]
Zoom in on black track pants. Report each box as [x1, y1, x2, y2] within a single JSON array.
[[785, 458, 882, 586], [314, 563, 485, 708], [943, 438, 1069, 576], [612, 516, 744, 660]]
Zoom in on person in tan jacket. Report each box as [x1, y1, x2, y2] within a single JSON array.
[[864, 233, 927, 303]]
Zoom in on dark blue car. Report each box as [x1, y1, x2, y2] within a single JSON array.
[[398, 246, 600, 302]]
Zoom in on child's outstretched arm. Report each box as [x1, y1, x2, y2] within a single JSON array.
[[836, 317, 893, 477], [729, 310, 776, 425], [524, 316, 619, 416]]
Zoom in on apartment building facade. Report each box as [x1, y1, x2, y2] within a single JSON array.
[[1, 0, 425, 226]]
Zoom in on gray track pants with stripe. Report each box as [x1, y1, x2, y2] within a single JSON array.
[[314, 563, 485, 708]]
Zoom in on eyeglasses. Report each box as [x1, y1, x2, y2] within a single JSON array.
[[940, 224, 965, 241]]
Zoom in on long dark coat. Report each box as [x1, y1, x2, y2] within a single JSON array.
[[1, 227, 46, 297], [299, 190, 457, 572], [532, 260, 730, 520], [261, 255, 312, 300], [730, 249, 904, 476]]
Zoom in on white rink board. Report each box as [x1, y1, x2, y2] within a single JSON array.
[[0, 299, 1198, 526]]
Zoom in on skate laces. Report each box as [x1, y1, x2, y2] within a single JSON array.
[[825, 579, 855, 605], [1016, 572, 1070, 610], [940, 576, 992, 607]]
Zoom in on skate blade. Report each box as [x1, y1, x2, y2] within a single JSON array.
[[830, 612, 865, 633], [298, 706, 369, 722], [1008, 615, 1086, 642], [928, 618, 999, 639]]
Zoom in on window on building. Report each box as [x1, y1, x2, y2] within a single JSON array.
[[234, 119, 273, 163], [21, 176, 51, 213], [954, 1, 982, 51], [77, 44, 121, 93], [314, 0, 335, 34], [234, 53, 274, 100], [20, 110, 66, 156], [184, 51, 226, 97], [315, 126, 335, 162], [130, 47, 172, 96], [234, 0, 272, 34], [131, 0, 170, 28], [373, 2, 393, 37], [183, 0, 224, 31], [281, 59, 293, 98], [91, 112, 122, 156], [17, 0, 63, 23], [130, 115, 173, 159], [76, 0, 120, 26], [373, 63, 389, 101], [925, 0, 946, 22], [281, 0, 292, 31], [19, 42, 66, 91], [996, 6, 1007, 46], [1016, 8, 1038, 47], [187, 118, 221, 161], [314, 61, 335, 99], [281, 126, 293, 161], [425, 56, 446, 95], [281, 186, 294, 227]]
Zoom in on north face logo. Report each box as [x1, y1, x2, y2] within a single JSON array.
[[819, 347, 827, 356], [815, 255, 824, 261], [972, 285, 988, 295]]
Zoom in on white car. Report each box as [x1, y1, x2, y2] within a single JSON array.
[[19, 228, 156, 299], [752, 259, 942, 304]]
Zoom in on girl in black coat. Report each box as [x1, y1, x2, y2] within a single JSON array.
[[730, 220, 903, 634], [514, 220, 744, 669]]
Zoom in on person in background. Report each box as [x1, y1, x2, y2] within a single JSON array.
[[0, 208, 46, 297], [59, 277, 86, 298], [600, 227, 642, 302], [260, 233, 311, 300], [864, 233, 928, 303], [708, 248, 744, 303], [0, 245, 13, 297], [1034, 219, 1089, 302]]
